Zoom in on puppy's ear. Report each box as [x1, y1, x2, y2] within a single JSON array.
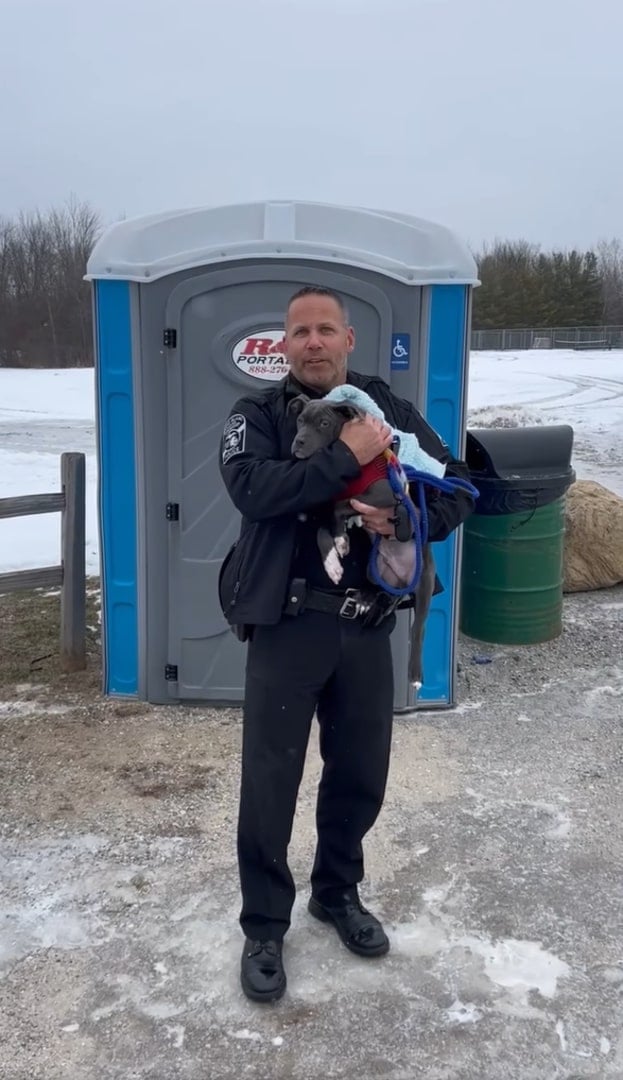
[[334, 403, 363, 421], [287, 394, 310, 418]]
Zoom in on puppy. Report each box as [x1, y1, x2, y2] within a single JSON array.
[[288, 394, 436, 689]]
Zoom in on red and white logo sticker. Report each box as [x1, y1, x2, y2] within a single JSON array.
[[232, 330, 290, 382]]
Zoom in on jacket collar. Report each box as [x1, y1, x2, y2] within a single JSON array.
[[282, 369, 370, 401]]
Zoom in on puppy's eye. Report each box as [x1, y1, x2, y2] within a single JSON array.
[[319, 418, 329, 428]]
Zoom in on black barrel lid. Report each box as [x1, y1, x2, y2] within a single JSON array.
[[466, 425, 575, 484]]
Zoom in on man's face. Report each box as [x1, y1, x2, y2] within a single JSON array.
[[283, 294, 354, 393]]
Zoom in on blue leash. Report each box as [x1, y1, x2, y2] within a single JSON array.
[[367, 458, 480, 598]]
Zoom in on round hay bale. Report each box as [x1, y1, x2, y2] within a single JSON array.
[[563, 480, 623, 592]]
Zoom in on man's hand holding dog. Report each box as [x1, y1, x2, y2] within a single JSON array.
[[339, 414, 393, 465], [350, 499, 421, 537], [350, 499, 396, 536]]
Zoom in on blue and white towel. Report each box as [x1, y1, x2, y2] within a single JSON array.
[[323, 384, 446, 479]]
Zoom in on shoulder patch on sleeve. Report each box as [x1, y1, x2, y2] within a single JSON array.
[[222, 413, 247, 464]]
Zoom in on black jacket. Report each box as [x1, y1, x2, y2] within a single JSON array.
[[218, 370, 476, 628]]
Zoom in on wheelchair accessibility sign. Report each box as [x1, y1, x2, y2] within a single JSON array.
[[391, 333, 411, 370]]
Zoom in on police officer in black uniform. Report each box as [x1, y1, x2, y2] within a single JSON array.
[[219, 286, 475, 1003]]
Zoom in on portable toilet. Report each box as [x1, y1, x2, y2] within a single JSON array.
[[85, 200, 479, 711]]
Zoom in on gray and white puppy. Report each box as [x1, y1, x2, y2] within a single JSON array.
[[288, 393, 436, 689]]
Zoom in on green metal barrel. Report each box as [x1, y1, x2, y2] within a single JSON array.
[[459, 495, 567, 645], [459, 424, 575, 647]]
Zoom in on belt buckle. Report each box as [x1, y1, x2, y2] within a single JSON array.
[[339, 589, 360, 620]]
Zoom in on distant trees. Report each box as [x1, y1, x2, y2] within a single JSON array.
[[596, 238, 623, 326], [472, 239, 622, 330], [0, 198, 100, 367], [0, 198, 622, 366]]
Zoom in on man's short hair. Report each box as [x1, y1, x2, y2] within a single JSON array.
[[286, 286, 350, 324]]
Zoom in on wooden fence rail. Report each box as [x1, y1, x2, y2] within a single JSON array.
[[0, 453, 87, 672]]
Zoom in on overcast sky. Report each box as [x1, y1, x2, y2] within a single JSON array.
[[1, 0, 620, 251]]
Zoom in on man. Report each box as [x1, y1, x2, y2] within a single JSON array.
[[218, 286, 475, 1003]]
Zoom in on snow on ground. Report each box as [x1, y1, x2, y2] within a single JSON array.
[[0, 349, 622, 574], [0, 369, 99, 575], [467, 350, 623, 496]]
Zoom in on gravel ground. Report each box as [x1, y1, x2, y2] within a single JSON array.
[[0, 585, 622, 1079]]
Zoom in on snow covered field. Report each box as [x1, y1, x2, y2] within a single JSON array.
[[1, 349, 622, 574]]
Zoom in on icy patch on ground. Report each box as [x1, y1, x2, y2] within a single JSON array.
[[450, 700, 484, 715], [446, 998, 483, 1024], [469, 935, 569, 1002], [462, 789, 573, 842], [392, 901, 570, 1017], [0, 832, 572, 1033], [0, 700, 73, 719]]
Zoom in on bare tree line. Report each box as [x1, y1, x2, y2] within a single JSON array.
[[1, 199, 622, 368], [596, 238, 623, 326], [0, 198, 100, 367]]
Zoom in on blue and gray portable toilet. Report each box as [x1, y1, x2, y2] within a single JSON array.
[[85, 200, 479, 711]]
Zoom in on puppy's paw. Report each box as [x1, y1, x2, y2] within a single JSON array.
[[324, 548, 344, 584], [334, 535, 350, 557]]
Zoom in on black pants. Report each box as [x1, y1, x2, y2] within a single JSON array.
[[237, 609, 395, 942]]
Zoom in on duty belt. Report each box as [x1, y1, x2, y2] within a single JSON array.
[[283, 578, 401, 625]]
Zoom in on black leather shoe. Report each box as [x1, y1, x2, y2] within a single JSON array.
[[240, 939, 286, 1003], [308, 894, 390, 957]]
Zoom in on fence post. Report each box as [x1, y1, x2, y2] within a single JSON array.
[[60, 452, 86, 672]]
